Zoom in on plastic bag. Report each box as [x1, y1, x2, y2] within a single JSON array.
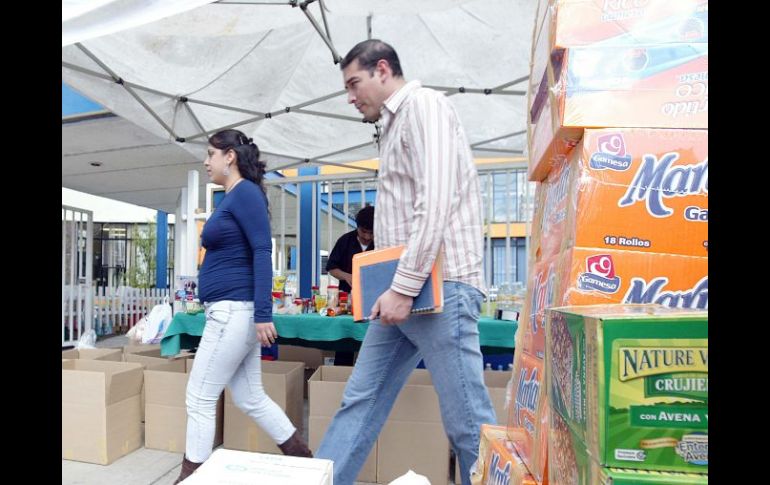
[[142, 298, 172, 344], [126, 319, 145, 343], [77, 328, 97, 349], [388, 470, 431, 485]]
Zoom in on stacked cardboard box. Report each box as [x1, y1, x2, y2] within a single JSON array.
[[546, 305, 707, 482], [222, 360, 305, 454], [510, 1, 708, 482], [143, 358, 224, 453], [62, 359, 144, 465]]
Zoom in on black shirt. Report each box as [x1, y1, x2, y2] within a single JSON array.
[[326, 229, 374, 293]]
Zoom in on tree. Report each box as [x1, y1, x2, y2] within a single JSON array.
[[128, 221, 156, 288]]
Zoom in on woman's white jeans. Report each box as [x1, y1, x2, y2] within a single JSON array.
[[185, 300, 296, 462]]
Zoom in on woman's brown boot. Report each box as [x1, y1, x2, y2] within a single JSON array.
[[173, 455, 203, 484], [278, 430, 314, 457]]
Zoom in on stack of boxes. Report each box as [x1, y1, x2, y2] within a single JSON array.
[[61, 345, 304, 467], [507, 1, 708, 483], [63, 343, 512, 482]]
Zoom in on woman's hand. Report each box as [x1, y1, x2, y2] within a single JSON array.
[[255, 322, 278, 346]]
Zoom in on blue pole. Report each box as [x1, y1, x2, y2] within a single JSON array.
[[155, 211, 168, 288], [298, 167, 319, 298]]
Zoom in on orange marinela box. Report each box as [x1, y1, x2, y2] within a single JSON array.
[[533, 0, 708, 55], [529, 0, 708, 122], [536, 128, 708, 258], [517, 252, 561, 360], [528, 43, 708, 181], [477, 424, 539, 485], [507, 353, 549, 484], [529, 159, 571, 262], [556, 247, 708, 310], [517, 243, 708, 360]]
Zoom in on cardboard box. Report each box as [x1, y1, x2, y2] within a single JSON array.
[[223, 360, 304, 454], [472, 425, 537, 485], [376, 369, 451, 485], [507, 353, 549, 483], [528, 43, 708, 181], [557, 247, 708, 310], [549, 409, 707, 484], [529, 168, 569, 263], [523, 125, 708, 354], [533, 0, 708, 53], [547, 305, 708, 473], [510, 248, 706, 479], [558, 129, 707, 258], [113, 343, 162, 358], [379, 420, 449, 485], [143, 360, 224, 452], [517, 252, 561, 360], [528, 82, 581, 182], [529, 0, 708, 113], [597, 467, 708, 485], [518, 246, 708, 362], [125, 349, 190, 421], [61, 348, 123, 361], [485, 370, 514, 425], [525, 127, 707, 312], [278, 345, 331, 369], [278, 345, 336, 397], [62, 359, 143, 465], [125, 348, 189, 370], [308, 365, 377, 483], [180, 448, 333, 485]]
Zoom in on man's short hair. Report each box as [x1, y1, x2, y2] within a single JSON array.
[[341, 39, 403, 78], [355, 205, 375, 230]]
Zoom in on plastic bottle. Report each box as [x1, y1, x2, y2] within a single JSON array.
[[310, 285, 320, 312], [327, 285, 339, 309]]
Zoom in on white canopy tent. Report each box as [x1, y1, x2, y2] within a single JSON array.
[[63, 0, 533, 186], [62, 0, 536, 277]]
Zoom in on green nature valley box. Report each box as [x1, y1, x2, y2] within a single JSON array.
[[546, 304, 707, 473], [599, 466, 709, 485], [549, 409, 708, 485]]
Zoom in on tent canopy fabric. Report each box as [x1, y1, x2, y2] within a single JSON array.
[[62, 0, 535, 211]]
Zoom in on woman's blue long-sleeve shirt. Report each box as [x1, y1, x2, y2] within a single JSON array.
[[198, 179, 273, 323]]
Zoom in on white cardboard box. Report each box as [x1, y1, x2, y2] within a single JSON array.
[[180, 448, 333, 485]]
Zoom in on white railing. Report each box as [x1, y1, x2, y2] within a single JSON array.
[[62, 285, 171, 346], [62, 206, 93, 347], [92, 286, 171, 337], [262, 161, 534, 294]]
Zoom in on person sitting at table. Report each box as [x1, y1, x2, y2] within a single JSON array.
[[325, 205, 375, 365]]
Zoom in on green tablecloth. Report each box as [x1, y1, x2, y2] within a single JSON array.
[[161, 311, 517, 356]]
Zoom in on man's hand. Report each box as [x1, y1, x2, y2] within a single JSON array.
[[369, 289, 414, 325], [255, 322, 278, 346], [329, 268, 353, 287]]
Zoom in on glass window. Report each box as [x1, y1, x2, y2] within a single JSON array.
[[484, 237, 527, 287]]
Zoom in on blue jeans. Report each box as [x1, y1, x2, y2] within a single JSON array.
[[316, 282, 496, 485]]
